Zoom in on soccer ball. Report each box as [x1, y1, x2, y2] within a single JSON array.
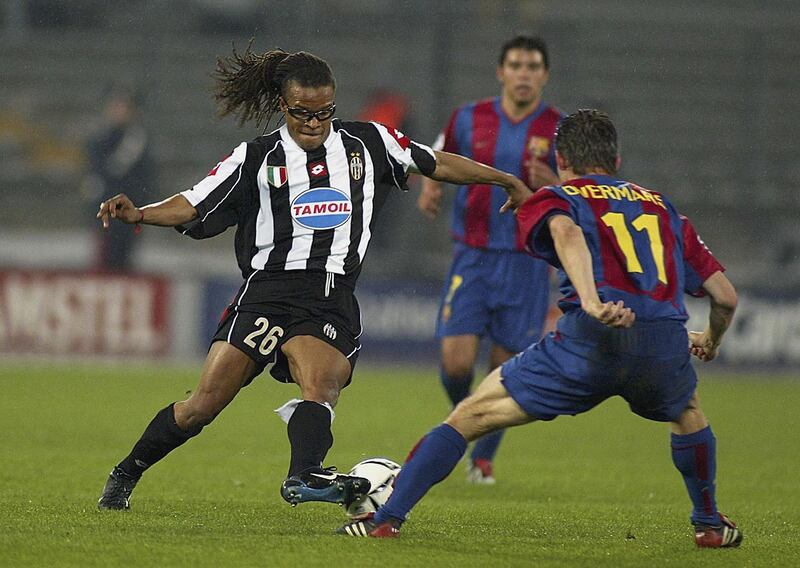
[[345, 457, 401, 518]]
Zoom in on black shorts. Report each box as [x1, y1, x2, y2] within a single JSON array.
[[212, 271, 362, 384]]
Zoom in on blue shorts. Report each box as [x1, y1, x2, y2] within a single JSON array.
[[435, 244, 550, 353], [500, 311, 696, 422]]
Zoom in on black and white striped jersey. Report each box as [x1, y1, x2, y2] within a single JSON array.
[[178, 120, 436, 284]]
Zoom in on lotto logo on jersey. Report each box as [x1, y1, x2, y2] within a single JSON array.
[[308, 161, 327, 178], [291, 187, 352, 230]]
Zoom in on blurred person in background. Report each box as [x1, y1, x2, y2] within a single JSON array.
[[81, 84, 154, 272], [416, 36, 562, 484], [357, 89, 410, 132], [356, 88, 416, 249], [93, 46, 533, 513], [339, 110, 742, 549], [356, 89, 413, 187]]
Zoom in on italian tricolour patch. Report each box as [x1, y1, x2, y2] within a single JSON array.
[[291, 187, 352, 230], [267, 166, 287, 187]]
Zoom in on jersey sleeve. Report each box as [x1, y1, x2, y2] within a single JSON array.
[[176, 142, 249, 239], [681, 215, 725, 297], [372, 122, 437, 185], [515, 187, 573, 266]]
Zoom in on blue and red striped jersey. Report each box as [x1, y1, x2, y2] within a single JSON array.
[[436, 97, 562, 251], [516, 174, 724, 321]]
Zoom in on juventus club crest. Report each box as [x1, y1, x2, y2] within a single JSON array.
[[266, 165, 287, 187], [349, 152, 363, 181]]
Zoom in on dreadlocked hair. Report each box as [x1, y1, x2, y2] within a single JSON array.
[[214, 42, 335, 129]]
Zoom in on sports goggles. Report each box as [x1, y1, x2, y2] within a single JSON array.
[[285, 104, 336, 123]]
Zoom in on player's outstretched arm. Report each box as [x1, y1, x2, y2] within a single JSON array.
[[430, 150, 532, 213], [548, 214, 635, 328], [97, 193, 198, 229], [688, 271, 737, 362]]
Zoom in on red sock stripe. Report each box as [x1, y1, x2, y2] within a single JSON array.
[[693, 443, 708, 479], [693, 442, 714, 515], [405, 435, 427, 463]]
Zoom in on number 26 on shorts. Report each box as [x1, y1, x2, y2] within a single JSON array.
[[243, 317, 285, 356]]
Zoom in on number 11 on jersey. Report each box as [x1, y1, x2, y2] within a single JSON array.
[[601, 212, 667, 285]]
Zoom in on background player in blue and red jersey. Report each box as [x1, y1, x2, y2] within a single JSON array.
[[417, 36, 562, 483], [340, 109, 743, 549]]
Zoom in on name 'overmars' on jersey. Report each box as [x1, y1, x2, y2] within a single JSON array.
[[561, 183, 666, 209]]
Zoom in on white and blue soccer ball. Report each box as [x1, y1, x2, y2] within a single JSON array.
[[345, 458, 402, 518]]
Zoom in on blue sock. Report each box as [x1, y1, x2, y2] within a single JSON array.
[[671, 426, 719, 525], [375, 424, 467, 524], [440, 368, 472, 407], [470, 429, 505, 462]]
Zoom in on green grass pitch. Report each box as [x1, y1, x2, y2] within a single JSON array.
[[1, 362, 798, 567]]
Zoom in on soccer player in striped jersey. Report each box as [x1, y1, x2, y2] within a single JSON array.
[[94, 46, 534, 513], [339, 110, 743, 549], [417, 36, 562, 483]]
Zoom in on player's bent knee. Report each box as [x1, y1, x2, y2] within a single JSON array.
[[178, 392, 228, 428], [299, 375, 342, 406], [677, 408, 707, 428], [447, 398, 493, 442], [188, 409, 217, 429], [441, 357, 474, 380], [671, 396, 709, 434], [173, 401, 214, 434], [441, 339, 478, 379]]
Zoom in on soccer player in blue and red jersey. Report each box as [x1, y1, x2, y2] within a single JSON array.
[[418, 36, 562, 483], [339, 109, 743, 548]]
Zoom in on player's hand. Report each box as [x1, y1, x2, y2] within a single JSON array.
[[688, 330, 720, 362], [584, 300, 636, 328], [417, 183, 443, 220], [526, 159, 560, 189], [97, 193, 140, 229], [500, 177, 534, 214]]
